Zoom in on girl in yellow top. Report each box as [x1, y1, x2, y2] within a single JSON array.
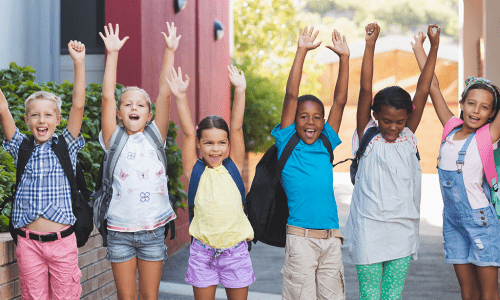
[[167, 65, 254, 300]]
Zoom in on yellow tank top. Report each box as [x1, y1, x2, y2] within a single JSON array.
[[188, 164, 254, 248]]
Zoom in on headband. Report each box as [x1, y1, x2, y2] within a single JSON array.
[[463, 76, 498, 106]]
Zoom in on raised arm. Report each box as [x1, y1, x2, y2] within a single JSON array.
[[155, 22, 181, 143], [66, 40, 86, 139], [281, 27, 322, 129], [325, 29, 350, 133], [357, 23, 379, 140], [166, 67, 196, 180], [99, 24, 129, 149], [0, 89, 16, 142], [411, 30, 453, 127], [406, 24, 441, 132], [227, 65, 246, 173]]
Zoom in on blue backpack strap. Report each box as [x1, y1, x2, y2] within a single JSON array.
[[223, 157, 246, 204], [188, 159, 207, 223]]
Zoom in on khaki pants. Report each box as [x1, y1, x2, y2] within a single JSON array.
[[281, 227, 345, 300]]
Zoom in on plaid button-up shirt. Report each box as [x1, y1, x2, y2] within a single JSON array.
[[3, 128, 85, 228]]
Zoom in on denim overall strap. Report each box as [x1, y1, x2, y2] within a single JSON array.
[[456, 132, 476, 174], [438, 127, 461, 165]]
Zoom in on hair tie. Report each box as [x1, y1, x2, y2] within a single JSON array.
[[463, 76, 498, 106], [195, 125, 199, 131], [412, 105, 416, 110]]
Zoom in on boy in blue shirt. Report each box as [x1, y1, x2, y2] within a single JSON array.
[[0, 41, 86, 299], [271, 27, 349, 300]]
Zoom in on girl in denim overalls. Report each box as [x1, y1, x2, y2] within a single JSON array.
[[414, 38, 500, 299]]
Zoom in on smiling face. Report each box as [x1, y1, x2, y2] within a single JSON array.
[[24, 99, 62, 145], [460, 89, 496, 130], [117, 89, 153, 135], [196, 128, 229, 168], [295, 101, 325, 145], [373, 105, 410, 143]]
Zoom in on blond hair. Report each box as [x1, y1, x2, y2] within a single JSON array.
[[25, 91, 62, 115], [118, 87, 152, 113]]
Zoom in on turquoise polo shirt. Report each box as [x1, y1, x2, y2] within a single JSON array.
[[271, 122, 341, 230]]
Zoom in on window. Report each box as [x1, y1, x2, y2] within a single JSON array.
[[60, 0, 105, 54]]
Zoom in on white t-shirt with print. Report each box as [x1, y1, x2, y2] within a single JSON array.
[[99, 121, 176, 232]]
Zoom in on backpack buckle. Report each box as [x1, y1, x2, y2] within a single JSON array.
[[457, 161, 464, 174]]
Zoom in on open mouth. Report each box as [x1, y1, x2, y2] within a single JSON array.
[[129, 114, 140, 120], [469, 116, 480, 123], [209, 155, 222, 164], [37, 127, 48, 136], [304, 129, 315, 138]]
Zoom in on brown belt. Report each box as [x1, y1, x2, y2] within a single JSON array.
[[287, 225, 344, 244]]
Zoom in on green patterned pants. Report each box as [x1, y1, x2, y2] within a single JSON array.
[[356, 255, 411, 300]]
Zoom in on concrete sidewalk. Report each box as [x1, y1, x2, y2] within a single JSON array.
[[159, 173, 461, 299]]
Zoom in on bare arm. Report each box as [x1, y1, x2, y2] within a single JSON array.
[[66, 40, 86, 139], [411, 31, 454, 127], [155, 22, 181, 143], [357, 23, 379, 140], [0, 89, 16, 142], [227, 65, 246, 173], [166, 67, 197, 181], [99, 24, 129, 149], [325, 29, 350, 133], [281, 27, 322, 129], [406, 25, 441, 132]]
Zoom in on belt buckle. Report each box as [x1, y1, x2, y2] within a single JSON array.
[[39, 234, 43, 242]]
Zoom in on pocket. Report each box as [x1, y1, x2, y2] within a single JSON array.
[[71, 268, 82, 297], [440, 177, 460, 203], [471, 207, 494, 228], [281, 264, 315, 300], [107, 230, 120, 240], [151, 226, 165, 240]]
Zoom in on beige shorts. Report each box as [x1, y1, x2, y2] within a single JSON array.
[[281, 225, 345, 300]]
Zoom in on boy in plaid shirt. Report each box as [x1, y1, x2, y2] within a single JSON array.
[[0, 41, 86, 300]]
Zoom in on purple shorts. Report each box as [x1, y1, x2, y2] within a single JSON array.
[[185, 239, 255, 288]]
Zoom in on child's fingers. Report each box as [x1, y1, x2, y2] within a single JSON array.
[[303, 26, 308, 36], [115, 24, 120, 36], [177, 67, 183, 80], [185, 74, 190, 86], [104, 25, 110, 37], [171, 67, 177, 78], [122, 36, 130, 44], [177, 35, 182, 41], [166, 22, 171, 33], [312, 30, 319, 41], [308, 26, 315, 37], [342, 35, 346, 43], [108, 23, 114, 35], [99, 32, 105, 41]]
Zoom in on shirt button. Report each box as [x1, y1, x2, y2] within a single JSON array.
[[447, 181, 450, 185], [481, 216, 485, 220], [480, 210, 484, 214], [483, 222, 487, 226]]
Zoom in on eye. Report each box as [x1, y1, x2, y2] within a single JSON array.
[[221, 141, 227, 144], [315, 116, 321, 120]]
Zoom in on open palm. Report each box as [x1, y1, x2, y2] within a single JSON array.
[[298, 26, 321, 51], [166, 67, 190, 97], [99, 23, 129, 53]]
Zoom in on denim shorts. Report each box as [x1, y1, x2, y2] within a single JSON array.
[[185, 239, 255, 288], [106, 225, 168, 263]]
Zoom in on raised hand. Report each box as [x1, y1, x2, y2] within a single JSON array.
[[365, 22, 380, 45], [298, 26, 322, 51], [326, 29, 349, 58], [68, 40, 86, 62], [427, 24, 440, 48], [410, 31, 426, 51], [162, 22, 181, 52], [227, 65, 246, 90], [166, 67, 190, 97], [99, 23, 129, 53]]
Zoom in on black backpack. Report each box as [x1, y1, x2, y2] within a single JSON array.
[[0, 135, 93, 247], [246, 133, 333, 248]]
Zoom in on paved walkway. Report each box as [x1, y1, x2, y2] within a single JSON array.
[[159, 173, 462, 299]]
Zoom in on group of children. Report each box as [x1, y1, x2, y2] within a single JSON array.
[[1, 19, 500, 300]]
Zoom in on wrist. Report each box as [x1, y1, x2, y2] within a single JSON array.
[[73, 58, 85, 65], [165, 48, 176, 55], [175, 93, 187, 101], [234, 86, 246, 93], [339, 53, 350, 60], [365, 41, 376, 48]]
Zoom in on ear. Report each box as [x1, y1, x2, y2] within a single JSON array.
[[24, 114, 28, 124], [56, 114, 62, 126], [459, 101, 464, 113], [489, 109, 496, 119], [147, 112, 153, 122], [373, 111, 379, 121], [116, 109, 122, 120], [321, 118, 325, 128], [196, 138, 201, 150]]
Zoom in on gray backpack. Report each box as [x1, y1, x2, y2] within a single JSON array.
[[92, 125, 176, 246]]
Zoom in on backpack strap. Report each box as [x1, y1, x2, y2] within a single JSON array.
[[51, 135, 78, 193], [356, 127, 379, 161], [276, 133, 300, 179], [103, 127, 128, 193], [476, 124, 499, 190], [222, 157, 246, 204], [188, 159, 207, 223], [441, 117, 464, 144], [143, 125, 168, 172], [319, 133, 334, 165]]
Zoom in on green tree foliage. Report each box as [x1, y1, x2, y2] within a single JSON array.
[[0, 63, 186, 231]]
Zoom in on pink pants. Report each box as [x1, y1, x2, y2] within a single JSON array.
[[16, 226, 82, 300]]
